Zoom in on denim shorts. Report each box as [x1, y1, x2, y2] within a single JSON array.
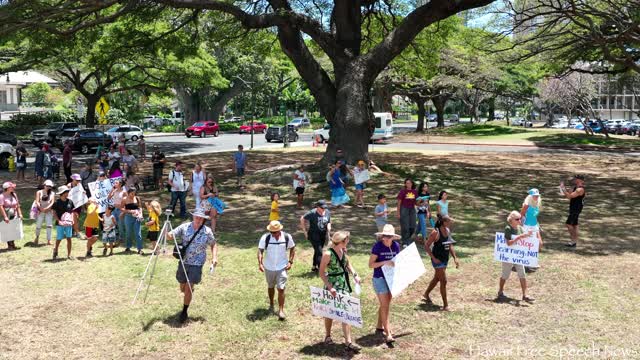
[[56, 225, 73, 240], [372, 276, 390, 294], [355, 183, 366, 191], [176, 263, 203, 284], [431, 259, 448, 269], [236, 167, 245, 177]]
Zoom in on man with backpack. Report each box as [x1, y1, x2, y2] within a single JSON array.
[[257, 220, 296, 321], [168, 160, 188, 219]]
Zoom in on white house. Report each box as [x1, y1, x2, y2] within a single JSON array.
[[0, 71, 58, 112]]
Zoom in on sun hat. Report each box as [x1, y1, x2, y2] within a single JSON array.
[[56, 185, 70, 195], [2, 181, 16, 190], [190, 208, 210, 220], [266, 220, 284, 232], [574, 174, 585, 181], [528, 188, 540, 196], [315, 200, 328, 209], [44, 180, 54, 187], [375, 224, 401, 240], [71, 174, 82, 181]]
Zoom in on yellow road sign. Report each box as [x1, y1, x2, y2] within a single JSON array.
[[96, 97, 110, 118], [98, 116, 108, 125]]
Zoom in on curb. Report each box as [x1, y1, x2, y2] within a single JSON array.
[[397, 140, 640, 153]]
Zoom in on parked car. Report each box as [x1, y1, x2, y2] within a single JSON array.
[[446, 114, 460, 122], [31, 122, 80, 146], [551, 121, 570, 129], [606, 124, 622, 134], [0, 130, 17, 146], [426, 114, 438, 122], [625, 123, 640, 136], [513, 118, 533, 127], [239, 122, 268, 134], [265, 125, 298, 143], [494, 113, 505, 120], [0, 143, 14, 169], [106, 125, 143, 141], [313, 123, 331, 143], [288, 117, 311, 129], [57, 129, 113, 154], [185, 121, 219, 138]]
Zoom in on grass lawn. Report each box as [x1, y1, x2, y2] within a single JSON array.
[[1, 150, 639, 359], [396, 123, 640, 150]]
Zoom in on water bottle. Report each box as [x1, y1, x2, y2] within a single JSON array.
[[209, 263, 216, 275], [354, 282, 362, 296]]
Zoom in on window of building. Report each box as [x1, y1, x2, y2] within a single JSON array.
[[0, 90, 6, 105]]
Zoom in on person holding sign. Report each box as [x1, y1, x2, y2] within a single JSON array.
[[51, 186, 75, 260], [257, 220, 296, 320], [0, 182, 23, 251], [353, 160, 369, 208], [561, 174, 586, 248], [369, 224, 401, 345], [319, 231, 361, 353], [498, 211, 535, 303], [68, 174, 87, 239], [423, 215, 459, 311]]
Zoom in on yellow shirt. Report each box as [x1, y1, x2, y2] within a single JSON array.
[[84, 203, 100, 229], [269, 200, 279, 221], [148, 211, 160, 232]]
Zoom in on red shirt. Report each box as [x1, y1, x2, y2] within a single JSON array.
[[397, 189, 418, 208]]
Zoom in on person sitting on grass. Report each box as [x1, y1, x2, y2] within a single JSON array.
[[423, 215, 459, 311], [497, 211, 535, 303], [51, 186, 75, 260]]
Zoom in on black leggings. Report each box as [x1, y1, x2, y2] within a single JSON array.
[[309, 231, 326, 268]]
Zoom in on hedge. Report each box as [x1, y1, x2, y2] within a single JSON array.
[[0, 111, 82, 136]]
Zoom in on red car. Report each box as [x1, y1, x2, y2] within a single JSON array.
[[185, 121, 220, 138], [239, 122, 268, 134]]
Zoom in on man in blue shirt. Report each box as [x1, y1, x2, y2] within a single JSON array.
[[233, 144, 248, 189]]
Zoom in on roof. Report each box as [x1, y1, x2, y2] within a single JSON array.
[[0, 71, 58, 86]]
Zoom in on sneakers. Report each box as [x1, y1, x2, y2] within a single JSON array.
[[497, 292, 507, 301], [179, 312, 188, 324], [137, 250, 144, 255], [522, 296, 535, 304], [345, 342, 361, 353], [124, 248, 131, 253], [278, 310, 286, 321], [565, 242, 577, 248], [85, 251, 93, 258]]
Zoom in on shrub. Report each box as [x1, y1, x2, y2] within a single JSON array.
[[218, 123, 239, 131], [159, 125, 178, 133], [0, 111, 82, 136]]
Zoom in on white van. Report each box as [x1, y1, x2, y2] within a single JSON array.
[[371, 112, 394, 141]]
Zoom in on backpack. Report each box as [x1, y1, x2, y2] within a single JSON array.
[[264, 232, 293, 250], [43, 153, 52, 167]]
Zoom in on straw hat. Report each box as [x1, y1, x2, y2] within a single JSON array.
[[266, 220, 284, 232], [190, 208, 210, 220], [56, 185, 70, 195], [375, 224, 401, 239]]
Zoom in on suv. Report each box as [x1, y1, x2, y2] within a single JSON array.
[[0, 130, 17, 146], [0, 143, 14, 169], [106, 125, 143, 141], [31, 122, 80, 146], [266, 125, 298, 142], [313, 123, 330, 143], [288, 117, 311, 129], [57, 128, 113, 154], [185, 121, 220, 138]]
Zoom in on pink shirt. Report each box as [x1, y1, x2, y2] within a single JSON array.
[[0, 193, 18, 209]]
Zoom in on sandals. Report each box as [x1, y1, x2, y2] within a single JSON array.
[[345, 342, 361, 353], [323, 336, 334, 345]]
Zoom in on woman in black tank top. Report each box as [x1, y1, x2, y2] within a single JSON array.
[[562, 175, 586, 247], [123, 188, 143, 254], [423, 215, 459, 311]]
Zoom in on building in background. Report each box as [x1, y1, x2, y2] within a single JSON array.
[[0, 71, 58, 112], [594, 76, 639, 121]]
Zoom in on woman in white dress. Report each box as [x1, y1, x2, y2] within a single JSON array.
[[191, 161, 206, 209]]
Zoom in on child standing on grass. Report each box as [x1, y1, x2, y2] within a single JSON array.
[[138, 135, 146, 161], [436, 191, 449, 218], [269, 192, 280, 221], [101, 206, 117, 256], [374, 194, 390, 232], [84, 198, 101, 258], [146, 200, 161, 252]]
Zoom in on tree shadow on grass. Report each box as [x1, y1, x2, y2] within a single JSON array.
[[298, 342, 358, 359], [142, 312, 206, 331], [416, 302, 442, 312], [245, 307, 272, 322]]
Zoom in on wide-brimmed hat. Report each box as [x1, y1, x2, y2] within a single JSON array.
[[266, 220, 284, 232], [528, 188, 540, 196], [56, 185, 70, 195], [2, 181, 16, 190], [375, 224, 401, 239], [574, 174, 585, 181], [315, 200, 328, 209], [44, 180, 54, 187], [71, 173, 82, 181], [190, 208, 210, 220]]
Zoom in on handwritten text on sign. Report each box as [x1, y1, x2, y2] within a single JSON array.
[[493, 232, 539, 267], [88, 177, 124, 213], [309, 286, 363, 328]]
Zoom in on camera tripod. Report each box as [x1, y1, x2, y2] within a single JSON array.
[[132, 210, 193, 304]]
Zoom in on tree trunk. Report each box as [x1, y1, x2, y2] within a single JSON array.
[[210, 82, 246, 123], [85, 94, 99, 127], [414, 97, 426, 132], [372, 85, 393, 112], [487, 97, 495, 121], [433, 96, 447, 128]]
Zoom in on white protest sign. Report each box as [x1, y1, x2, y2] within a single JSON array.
[[494, 232, 539, 268], [382, 242, 427, 297], [0, 218, 23, 242], [88, 177, 123, 213], [354, 169, 370, 185], [309, 286, 363, 328], [69, 184, 88, 209]]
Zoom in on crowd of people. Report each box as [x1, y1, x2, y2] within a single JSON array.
[[0, 140, 589, 352]]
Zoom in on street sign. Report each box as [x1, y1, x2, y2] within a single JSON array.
[[96, 97, 110, 124]]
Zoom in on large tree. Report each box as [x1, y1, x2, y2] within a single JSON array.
[[0, 0, 495, 164]]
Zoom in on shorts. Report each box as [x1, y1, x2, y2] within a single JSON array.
[[153, 167, 163, 180], [147, 231, 159, 242], [431, 259, 448, 269], [176, 263, 203, 284], [56, 225, 73, 240], [372, 276, 390, 295], [85, 227, 97, 238], [566, 213, 581, 226], [355, 183, 366, 191], [501, 262, 526, 280], [265, 269, 288, 289], [236, 167, 245, 177], [295, 187, 305, 195], [16, 162, 26, 169], [102, 229, 116, 243], [376, 223, 386, 232]]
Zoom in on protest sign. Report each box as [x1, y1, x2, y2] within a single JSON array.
[[0, 218, 23, 242], [354, 169, 370, 185], [309, 286, 363, 328], [493, 232, 540, 267], [382, 242, 427, 297], [69, 184, 88, 209], [88, 177, 123, 213]]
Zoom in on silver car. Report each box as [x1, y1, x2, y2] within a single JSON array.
[[106, 125, 144, 141]]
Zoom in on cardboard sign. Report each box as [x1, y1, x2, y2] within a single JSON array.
[[382, 242, 427, 297], [354, 169, 370, 185], [309, 286, 363, 328], [69, 184, 88, 209], [0, 218, 23, 242], [494, 232, 540, 267], [88, 177, 124, 213]]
